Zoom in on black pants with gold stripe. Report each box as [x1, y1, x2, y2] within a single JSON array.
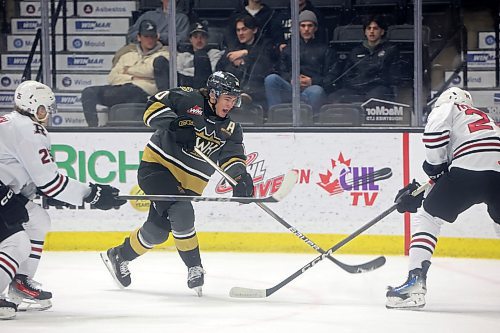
[[120, 162, 202, 268]]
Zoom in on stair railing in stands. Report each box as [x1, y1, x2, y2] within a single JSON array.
[[21, 0, 70, 88]]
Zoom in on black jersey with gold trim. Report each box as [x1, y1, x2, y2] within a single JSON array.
[[141, 87, 247, 195]]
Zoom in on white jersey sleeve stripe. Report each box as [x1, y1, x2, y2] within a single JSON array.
[[38, 173, 68, 197], [423, 132, 450, 146]]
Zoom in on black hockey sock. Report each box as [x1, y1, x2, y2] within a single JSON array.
[[177, 247, 202, 268], [174, 233, 201, 267], [119, 238, 141, 261]]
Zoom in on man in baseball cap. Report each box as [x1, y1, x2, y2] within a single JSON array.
[[139, 19, 158, 37], [189, 22, 208, 37]]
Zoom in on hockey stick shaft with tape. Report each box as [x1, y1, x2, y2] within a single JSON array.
[[117, 168, 392, 205], [117, 193, 286, 204], [193, 147, 387, 275], [230, 181, 432, 298]]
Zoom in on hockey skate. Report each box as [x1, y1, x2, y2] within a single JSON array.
[[0, 299, 17, 320], [8, 274, 52, 311], [100, 247, 131, 288], [187, 266, 205, 297], [386, 261, 431, 310]]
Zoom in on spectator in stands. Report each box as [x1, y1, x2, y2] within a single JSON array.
[[269, 0, 325, 52], [264, 10, 330, 116], [176, 22, 225, 88], [81, 20, 169, 127], [326, 15, 401, 103], [112, 0, 190, 66], [224, 0, 276, 49], [216, 15, 275, 110], [128, 0, 190, 45]]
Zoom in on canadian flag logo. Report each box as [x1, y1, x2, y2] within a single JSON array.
[[317, 153, 351, 195]]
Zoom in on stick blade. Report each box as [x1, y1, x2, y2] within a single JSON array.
[[353, 256, 386, 273], [376, 167, 393, 181], [229, 287, 267, 298], [271, 170, 299, 202]]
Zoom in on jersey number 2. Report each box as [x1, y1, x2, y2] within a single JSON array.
[[465, 108, 493, 133], [39, 148, 53, 164]]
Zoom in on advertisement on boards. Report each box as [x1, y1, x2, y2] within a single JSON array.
[[43, 132, 497, 239]]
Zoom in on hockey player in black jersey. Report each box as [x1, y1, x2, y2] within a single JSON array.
[[101, 71, 254, 296]]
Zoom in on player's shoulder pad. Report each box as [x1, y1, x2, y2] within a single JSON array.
[[12, 112, 48, 138]]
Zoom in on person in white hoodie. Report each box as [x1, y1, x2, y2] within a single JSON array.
[[81, 20, 170, 127]]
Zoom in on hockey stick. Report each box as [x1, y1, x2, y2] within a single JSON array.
[[117, 194, 287, 203], [117, 168, 392, 204], [193, 147, 389, 275], [117, 170, 296, 204], [229, 181, 432, 298]]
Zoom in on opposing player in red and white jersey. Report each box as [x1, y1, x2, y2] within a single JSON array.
[[0, 81, 126, 319], [386, 87, 500, 310]]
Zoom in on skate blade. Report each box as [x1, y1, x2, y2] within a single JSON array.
[[17, 299, 52, 312], [0, 308, 16, 320], [99, 252, 128, 290], [386, 295, 425, 310], [8, 289, 52, 312], [192, 286, 203, 297]]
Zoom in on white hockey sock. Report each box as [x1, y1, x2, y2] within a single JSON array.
[[408, 209, 443, 270], [17, 239, 44, 278], [0, 232, 31, 292]]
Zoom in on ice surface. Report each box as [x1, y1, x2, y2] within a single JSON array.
[[2, 252, 499, 332]]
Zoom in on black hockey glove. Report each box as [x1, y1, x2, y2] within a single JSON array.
[[232, 173, 254, 200], [0, 182, 29, 227], [84, 183, 127, 210], [394, 179, 424, 213], [422, 161, 448, 183], [170, 116, 196, 151]]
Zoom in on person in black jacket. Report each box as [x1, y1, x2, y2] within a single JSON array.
[[269, 0, 325, 52], [216, 15, 275, 109], [264, 10, 331, 115], [326, 16, 401, 103], [224, 0, 276, 49]]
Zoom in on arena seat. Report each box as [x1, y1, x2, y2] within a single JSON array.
[[315, 103, 362, 126], [230, 105, 264, 126], [265, 103, 313, 126], [106, 103, 146, 127]]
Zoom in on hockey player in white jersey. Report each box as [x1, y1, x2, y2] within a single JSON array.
[[0, 81, 126, 319], [386, 87, 500, 309]]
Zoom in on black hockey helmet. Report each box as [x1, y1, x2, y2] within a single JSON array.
[[206, 71, 242, 107]]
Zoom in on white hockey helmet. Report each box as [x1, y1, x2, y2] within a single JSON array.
[[434, 87, 473, 108], [14, 80, 56, 122]]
